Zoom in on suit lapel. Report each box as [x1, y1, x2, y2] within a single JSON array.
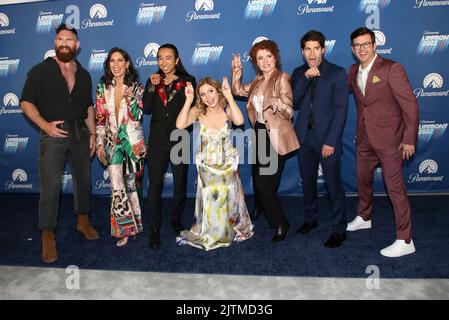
[[364, 55, 383, 99], [248, 75, 263, 125], [262, 70, 280, 109], [351, 64, 365, 102]]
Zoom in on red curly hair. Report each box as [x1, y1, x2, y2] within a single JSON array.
[[249, 39, 282, 74]]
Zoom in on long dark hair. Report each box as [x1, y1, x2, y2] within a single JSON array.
[[156, 43, 193, 81], [101, 47, 139, 87]]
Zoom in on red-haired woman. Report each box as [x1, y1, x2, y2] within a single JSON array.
[[231, 39, 299, 242]]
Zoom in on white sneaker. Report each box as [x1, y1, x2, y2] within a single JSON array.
[[346, 215, 371, 231], [380, 239, 416, 258]]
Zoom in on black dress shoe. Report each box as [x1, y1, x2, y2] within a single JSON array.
[[324, 232, 347, 248], [297, 221, 318, 234], [250, 207, 262, 221], [149, 229, 160, 248], [171, 220, 185, 236], [272, 222, 290, 242]]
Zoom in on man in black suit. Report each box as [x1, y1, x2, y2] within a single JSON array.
[[143, 44, 196, 248]]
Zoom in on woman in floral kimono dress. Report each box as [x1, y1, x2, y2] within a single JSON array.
[[95, 48, 146, 247], [175, 77, 254, 251]]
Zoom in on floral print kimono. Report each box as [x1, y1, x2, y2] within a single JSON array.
[[95, 81, 146, 239]]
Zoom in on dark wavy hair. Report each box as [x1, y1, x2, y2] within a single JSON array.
[[156, 43, 194, 81], [350, 27, 376, 44], [249, 39, 281, 74], [101, 47, 139, 88], [300, 30, 325, 49]]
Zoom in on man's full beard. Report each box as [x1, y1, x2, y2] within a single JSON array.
[[55, 46, 77, 62]]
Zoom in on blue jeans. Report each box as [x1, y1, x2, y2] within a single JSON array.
[[38, 120, 92, 230]]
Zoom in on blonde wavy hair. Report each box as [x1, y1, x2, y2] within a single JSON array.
[[195, 77, 227, 117]]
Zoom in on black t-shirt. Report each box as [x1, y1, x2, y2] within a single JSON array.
[[20, 57, 93, 121]]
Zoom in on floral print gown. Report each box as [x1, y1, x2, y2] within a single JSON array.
[[177, 120, 254, 250], [95, 81, 146, 239]]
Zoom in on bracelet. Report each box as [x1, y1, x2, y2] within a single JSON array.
[[89, 133, 96, 136]]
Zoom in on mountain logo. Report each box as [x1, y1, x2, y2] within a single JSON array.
[[44, 49, 56, 60], [89, 4, 107, 19], [419, 159, 438, 174], [0, 13, 9, 27], [423, 73, 443, 89], [3, 93, 19, 107], [374, 30, 386, 46], [12, 169, 27, 182], [195, 0, 214, 11], [252, 36, 269, 46], [144, 43, 160, 58]]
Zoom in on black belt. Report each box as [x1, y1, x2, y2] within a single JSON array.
[[56, 119, 86, 130], [56, 119, 87, 140]]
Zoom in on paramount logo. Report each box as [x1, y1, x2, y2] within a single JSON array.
[[0, 93, 22, 115], [95, 169, 111, 190], [408, 159, 444, 183], [135, 42, 160, 68], [82, 4, 114, 29], [186, 0, 221, 22], [90, 4, 107, 19], [5, 169, 33, 190], [3, 93, 19, 107], [0, 12, 15, 35], [414, 73, 449, 97], [297, 0, 334, 15], [0, 12, 9, 27], [44, 49, 56, 60], [414, 0, 449, 8], [374, 30, 393, 55]]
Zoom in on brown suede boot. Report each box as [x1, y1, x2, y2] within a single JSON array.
[[77, 214, 100, 240], [42, 230, 58, 263]]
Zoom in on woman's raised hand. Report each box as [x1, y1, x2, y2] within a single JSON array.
[[184, 82, 194, 102], [222, 77, 232, 100], [232, 53, 242, 71]]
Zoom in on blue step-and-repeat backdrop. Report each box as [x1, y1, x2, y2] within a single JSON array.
[[1, 0, 448, 197]]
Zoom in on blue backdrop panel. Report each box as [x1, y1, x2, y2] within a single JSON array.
[[1, 0, 448, 197]]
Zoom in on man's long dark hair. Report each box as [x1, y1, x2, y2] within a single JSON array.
[[156, 43, 194, 81], [101, 47, 139, 87]]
